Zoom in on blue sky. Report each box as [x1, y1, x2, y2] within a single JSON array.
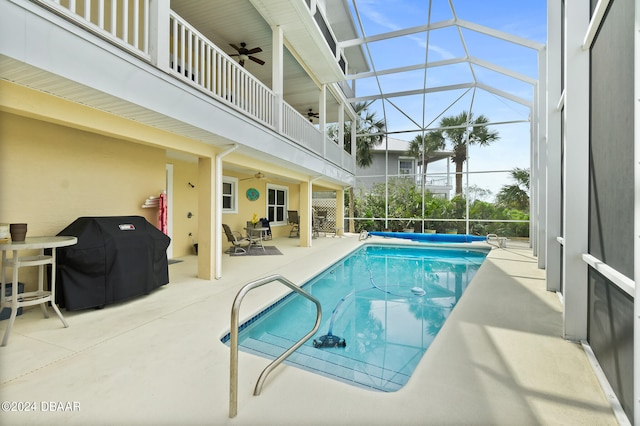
[[348, 0, 547, 199]]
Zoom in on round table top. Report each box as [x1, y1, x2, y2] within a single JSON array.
[[0, 236, 78, 251]]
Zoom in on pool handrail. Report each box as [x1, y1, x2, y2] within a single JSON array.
[[229, 274, 322, 418]]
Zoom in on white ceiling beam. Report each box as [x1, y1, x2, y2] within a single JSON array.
[[348, 82, 476, 103], [338, 18, 544, 53], [456, 19, 545, 51], [348, 81, 530, 108], [345, 57, 467, 81], [338, 19, 456, 48], [475, 83, 531, 107], [345, 56, 536, 86], [468, 57, 537, 85], [358, 119, 531, 138]]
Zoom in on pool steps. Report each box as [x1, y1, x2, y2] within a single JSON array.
[[240, 333, 411, 392]]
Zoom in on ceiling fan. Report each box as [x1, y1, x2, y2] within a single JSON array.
[[228, 42, 265, 67], [240, 171, 268, 181], [307, 109, 319, 122]]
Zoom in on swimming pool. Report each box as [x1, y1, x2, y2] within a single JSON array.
[[222, 243, 488, 392]]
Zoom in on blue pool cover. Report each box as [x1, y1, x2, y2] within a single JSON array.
[[368, 231, 487, 243]]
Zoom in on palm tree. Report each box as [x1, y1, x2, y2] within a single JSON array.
[[344, 101, 386, 164], [440, 111, 499, 195], [496, 168, 530, 211], [406, 131, 445, 185], [328, 101, 386, 232]]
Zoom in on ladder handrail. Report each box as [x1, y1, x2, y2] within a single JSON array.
[[229, 274, 322, 418]]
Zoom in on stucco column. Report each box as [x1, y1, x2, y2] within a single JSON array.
[[299, 181, 311, 247], [197, 156, 215, 280]]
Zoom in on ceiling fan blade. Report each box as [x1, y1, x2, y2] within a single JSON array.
[[239, 59, 245, 67], [246, 47, 262, 55], [229, 43, 242, 52], [240, 172, 267, 181], [229, 53, 240, 57], [249, 56, 265, 65]]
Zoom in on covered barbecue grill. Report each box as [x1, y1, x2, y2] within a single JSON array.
[[55, 216, 170, 311]]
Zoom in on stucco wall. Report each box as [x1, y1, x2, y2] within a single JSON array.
[[223, 178, 300, 240], [0, 112, 173, 289], [170, 159, 199, 256]]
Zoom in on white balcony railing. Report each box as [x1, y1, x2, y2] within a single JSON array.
[[32, 0, 353, 172], [43, 0, 150, 58], [168, 11, 275, 128], [325, 138, 343, 167], [282, 103, 323, 153]]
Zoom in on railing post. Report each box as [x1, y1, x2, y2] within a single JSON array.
[[148, 0, 169, 69]]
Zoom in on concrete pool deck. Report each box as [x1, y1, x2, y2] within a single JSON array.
[[0, 234, 619, 425]]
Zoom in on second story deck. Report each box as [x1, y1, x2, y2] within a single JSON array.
[[1, 0, 362, 184]]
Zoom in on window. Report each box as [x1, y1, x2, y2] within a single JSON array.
[[222, 177, 238, 213], [399, 158, 414, 175], [267, 184, 288, 225]]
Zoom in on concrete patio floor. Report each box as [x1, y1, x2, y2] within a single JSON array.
[[0, 234, 619, 425]]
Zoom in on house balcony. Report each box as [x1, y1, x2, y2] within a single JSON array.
[[2, 0, 357, 180], [417, 176, 454, 199]]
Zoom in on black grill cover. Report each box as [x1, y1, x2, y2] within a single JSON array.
[[55, 216, 171, 311]]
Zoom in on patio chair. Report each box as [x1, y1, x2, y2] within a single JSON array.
[[222, 224, 250, 254], [312, 208, 321, 238], [288, 210, 299, 238], [259, 218, 272, 240]]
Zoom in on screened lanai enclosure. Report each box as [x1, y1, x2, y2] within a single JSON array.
[[338, 1, 545, 239]]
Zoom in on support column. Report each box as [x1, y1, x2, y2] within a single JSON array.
[[299, 181, 312, 247], [350, 111, 357, 158], [215, 145, 238, 279], [320, 85, 327, 157], [546, 0, 562, 292], [633, 0, 640, 420], [338, 103, 345, 167], [562, 0, 590, 341], [197, 156, 215, 280], [272, 25, 284, 132], [536, 49, 548, 268], [531, 85, 538, 255], [335, 188, 345, 236]]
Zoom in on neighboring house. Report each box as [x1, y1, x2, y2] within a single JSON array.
[[0, 0, 369, 280], [355, 137, 454, 199]]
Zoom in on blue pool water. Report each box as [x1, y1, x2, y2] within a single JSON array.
[[222, 244, 488, 392]]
